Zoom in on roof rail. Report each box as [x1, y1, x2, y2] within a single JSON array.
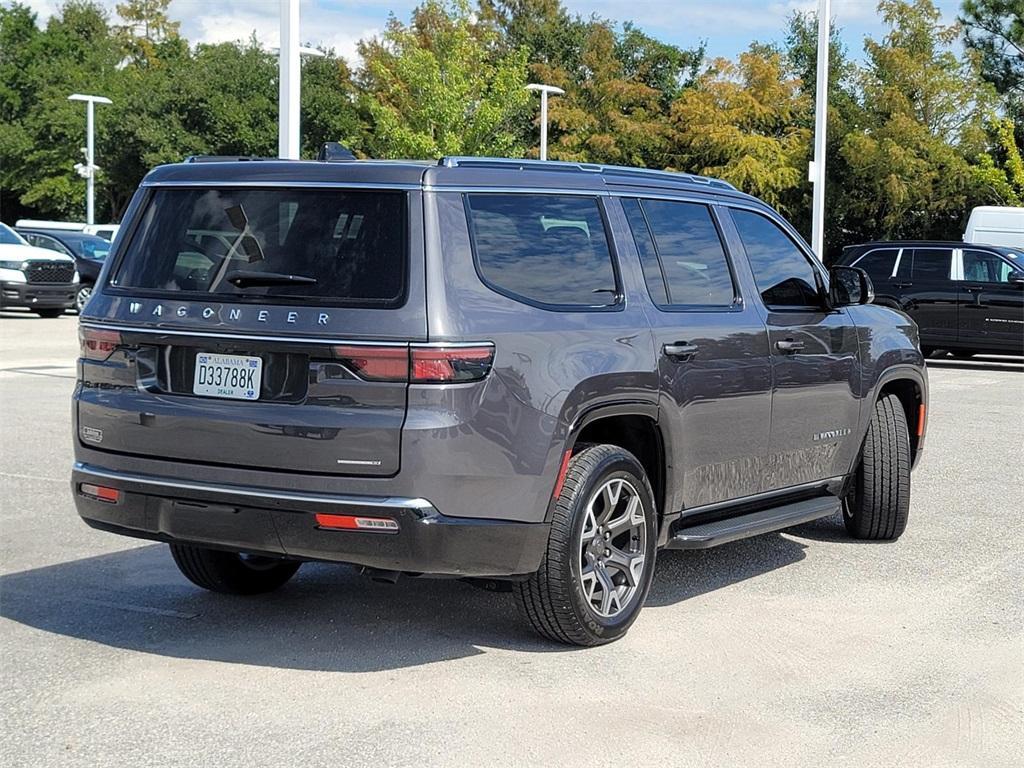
[[438, 156, 737, 191], [184, 155, 274, 163]]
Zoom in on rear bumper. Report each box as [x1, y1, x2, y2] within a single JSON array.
[[72, 463, 549, 577], [1, 280, 76, 309]]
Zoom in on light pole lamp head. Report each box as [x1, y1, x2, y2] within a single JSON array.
[[68, 94, 113, 105], [525, 84, 565, 97]]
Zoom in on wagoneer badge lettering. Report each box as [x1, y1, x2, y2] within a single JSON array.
[[127, 300, 331, 326]]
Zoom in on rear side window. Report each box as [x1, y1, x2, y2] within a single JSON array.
[[853, 248, 899, 281], [731, 209, 820, 308], [622, 198, 735, 307], [911, 248, 952, 281], [465, 194, 619, 308], [112, 188, 407, 306]]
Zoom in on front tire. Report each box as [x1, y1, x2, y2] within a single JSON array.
[[35, 308, 65, 318], [169, 544, 301, 595], [515, 444, 657, 646], [844, 394, 911, 540]]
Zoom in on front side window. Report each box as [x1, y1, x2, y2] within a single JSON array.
[[466, 194, 618, 308], [731, 209, 820, 308], [963, 250, 1015, 283], [112, 188, 407, 306], [910, 248, 952, 281], [622, 198, 735, 307], [854, 248, 900, 281], [27, 234, 72, 257]]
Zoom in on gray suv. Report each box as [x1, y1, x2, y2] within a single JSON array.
[[72, 156, 928, 645]]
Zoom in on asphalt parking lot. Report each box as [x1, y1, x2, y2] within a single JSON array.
[[1, 308, 1021, 768]]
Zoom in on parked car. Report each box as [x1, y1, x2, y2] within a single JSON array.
[[72, 156, 928, 646], [964, 206, 1024, 249], [17, 228, 111, 312], [0, 222, 78, 317], [14, 219, 120, 241], [836, 240, 1024, 357]]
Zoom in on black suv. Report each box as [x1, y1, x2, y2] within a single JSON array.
[[17, 228, 112, 312], [835, 241, 1024, 357], [72, 157, 928, 645]]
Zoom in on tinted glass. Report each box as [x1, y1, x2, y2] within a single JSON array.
[[731, 209, 820, 307], [0, 224, 23, 245], [636, 200, 734, 306], [911, 248, 952, 281], [65, 234, 111, 261], [963, 250, 1015, 283], [466, 194, 617, 307], [112, 188, 406, 306], [854, 248, 899, 281], [621, 198, 669, 305]]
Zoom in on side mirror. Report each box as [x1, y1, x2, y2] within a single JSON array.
[[1009, 273, 1024, 286], [829, 266, 874, 307]]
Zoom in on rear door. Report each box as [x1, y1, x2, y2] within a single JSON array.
[[849, 247, 901, 299], [78, 185, 425, 477], [957, 248, 1024, 351], [619, 197, 772, 507], [900, 247, 957, 347]]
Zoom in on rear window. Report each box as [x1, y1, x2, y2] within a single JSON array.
[[465, 194, 619, 309], [911, 248, 952, 281], [112, 188, 407, 306], [853, 248, 899, 281]]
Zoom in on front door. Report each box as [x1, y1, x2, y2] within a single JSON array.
[[958, 248, 1024, 352], [616, 197, 772, 510], [726, 207, 862, 491]]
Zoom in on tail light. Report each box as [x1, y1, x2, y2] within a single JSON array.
[[332, 343, 495, 384], [411, 345, 494, 383], [79, 326, 122, 361], [333, 345, 409, 382]]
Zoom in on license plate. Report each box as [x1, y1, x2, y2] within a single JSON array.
[[193, 353, 262, 400]]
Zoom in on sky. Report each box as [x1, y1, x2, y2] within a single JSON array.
[[21, 0, 962, 63]]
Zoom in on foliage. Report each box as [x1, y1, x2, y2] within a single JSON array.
[[960, 0, 1024, 148]]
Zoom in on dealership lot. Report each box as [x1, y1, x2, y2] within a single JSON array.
[[1, 310, 1021, 768]]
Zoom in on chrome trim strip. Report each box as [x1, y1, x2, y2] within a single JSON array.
[[425, 185, 611, 196], [73, 462, 435, 510], [141, 181, 423, 191], [678, 477, 844, 518], [79, 322, 410, 346]]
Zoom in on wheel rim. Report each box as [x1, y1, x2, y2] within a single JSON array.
[[76, 285, 92, 312], [577, 477, 648, 619]]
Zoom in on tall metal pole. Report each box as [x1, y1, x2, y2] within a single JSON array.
[[810, 0, 831, 260], [279, 0, 300, 159], [69, 94, 111, 225], [526, 84, 565, 161]]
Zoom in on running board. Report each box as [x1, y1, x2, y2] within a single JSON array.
[[666, 496, 841, 550]]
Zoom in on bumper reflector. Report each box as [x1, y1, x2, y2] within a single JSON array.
[[917, 404, 926, 437], [315, 513, 399, 533], [80, 483, 120, 503]]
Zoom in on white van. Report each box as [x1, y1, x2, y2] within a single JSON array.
[[964, 206, 1024, 248]]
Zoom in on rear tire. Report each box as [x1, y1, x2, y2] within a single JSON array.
[[514, 444, 657, 646], [35, 308, 65, 318], [169, 544, 301, 595], [844, 394, 911, 540]]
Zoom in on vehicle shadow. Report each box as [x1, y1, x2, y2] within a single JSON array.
[[0, 532, 810, 670]]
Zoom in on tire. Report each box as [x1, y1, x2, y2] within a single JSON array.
[[75, 284, 93, 313], [169, 544, 301, 595], [950, 351, 975, 359], [514, 444, 657, 646], [35, 308, 65, 318], [844, 394, 911, 540], [920, 346, 936, 358]]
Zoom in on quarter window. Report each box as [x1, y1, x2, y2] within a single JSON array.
[[731, 209, 820, 308], [466, 194, 619, 308], [623, 199, 735, 307], [911, 248, 952, 281]]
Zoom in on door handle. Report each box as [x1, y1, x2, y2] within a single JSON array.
[[895, 282, 913, 288], [663, 342, 699, 360], [964, 285, 983, 293], [776, 339, 805, 353]]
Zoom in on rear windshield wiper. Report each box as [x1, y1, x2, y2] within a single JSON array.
[[224, 270, 317, 288]]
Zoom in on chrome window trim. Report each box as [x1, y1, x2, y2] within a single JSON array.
[[141, 181, 423, 191], [74, 462, 435, 510]]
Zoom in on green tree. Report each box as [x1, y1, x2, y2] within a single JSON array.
[[961, 0, 1024, 149], [115, 0, 180, 65], [839, 0, 997, 241], [667, 49, 811, 215], [358, 0, 530, 159]]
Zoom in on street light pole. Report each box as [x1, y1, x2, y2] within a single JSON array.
[[68, 93, 112, 225], [279, 0, 300, 159], [525, 84, 565, 161], [810, 0, 831, 261]]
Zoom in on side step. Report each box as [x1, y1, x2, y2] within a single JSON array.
[[666, 496, 841, 550]]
